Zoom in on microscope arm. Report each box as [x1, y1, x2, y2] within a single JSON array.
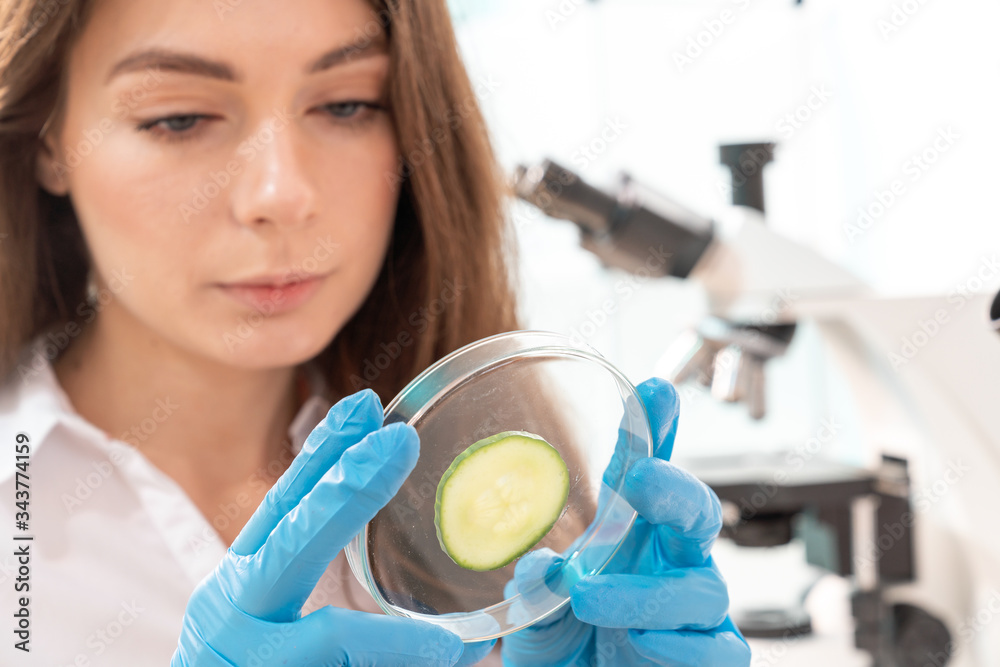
[[689, 205, 872, 323], [512, 157, 870, 323]]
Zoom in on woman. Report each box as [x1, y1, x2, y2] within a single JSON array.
[[0, 0, 751, 664]]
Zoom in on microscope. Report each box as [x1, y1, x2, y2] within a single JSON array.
[[513, 149, 1000, 666]]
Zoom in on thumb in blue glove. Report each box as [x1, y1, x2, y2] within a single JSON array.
[[170, 389, 469, 667]]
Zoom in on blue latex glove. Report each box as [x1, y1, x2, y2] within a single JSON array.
[[170, 389, 474, 667], [500, 377, 752, 667]]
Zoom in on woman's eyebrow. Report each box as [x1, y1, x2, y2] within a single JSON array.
[[104, 34, 388, 85]]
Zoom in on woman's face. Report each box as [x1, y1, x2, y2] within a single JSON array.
[[37, 0, 400, 368]]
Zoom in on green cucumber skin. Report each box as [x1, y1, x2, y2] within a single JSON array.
[[434, 431, 569, 572]]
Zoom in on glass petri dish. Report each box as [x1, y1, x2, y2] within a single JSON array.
[[345, 330, 652, 642]]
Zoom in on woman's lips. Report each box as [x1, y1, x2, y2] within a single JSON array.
[[216, 274, 326, 314]]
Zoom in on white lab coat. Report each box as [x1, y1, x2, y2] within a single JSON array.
[[0, 334, 502, 666]]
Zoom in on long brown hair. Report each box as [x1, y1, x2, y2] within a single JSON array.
[[0, 1, 596, 622], [0, 0, 521, 403]]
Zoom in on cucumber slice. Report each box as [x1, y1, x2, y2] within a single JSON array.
[[434, 431, 570, 572]]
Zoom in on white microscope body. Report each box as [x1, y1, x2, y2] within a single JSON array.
[[514, 157, 1000, 665], [686, 205, 1000, 667]]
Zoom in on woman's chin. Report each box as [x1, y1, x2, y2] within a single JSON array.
[[207, 324, 335, 370]]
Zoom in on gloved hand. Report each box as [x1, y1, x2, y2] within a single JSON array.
[[500, 377, 752, 666], [170, 389, 473, 667]]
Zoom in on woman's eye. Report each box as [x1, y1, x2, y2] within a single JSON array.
[[159, 115, 202, 131], [326, 102, 365, 118], [134, 102, 385, 143], [136, 114, 208, 139], [322, 101, 385, 125]]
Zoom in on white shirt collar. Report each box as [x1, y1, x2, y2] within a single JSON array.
[[0, 333, 335, 484]]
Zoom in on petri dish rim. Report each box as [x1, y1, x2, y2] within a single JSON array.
[[347, 330, 653, 641]]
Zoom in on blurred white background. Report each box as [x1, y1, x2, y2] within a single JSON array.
[[443, 0, 1000, 459], [444, 2, 1000, 663], [446, 0, 1000, 376]]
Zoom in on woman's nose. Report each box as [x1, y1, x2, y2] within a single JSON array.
[[229, 112, 317, 231]]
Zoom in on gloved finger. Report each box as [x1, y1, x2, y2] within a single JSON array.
[[170, 640, 237, 667], [231, 389, 383, 556], [203, 604, 464, 667], [624, 457, 722, 567], [626, 615, 752, 667], [499, 549, 593, 664], [502, 607, 595, 666], [509, 548, 565, 609], [636, 377, 680, 462], [454, 639, 497, 666], [570, 566, 729, 631], [239, 422, 420, 620], [280, 606, 465, 667], [503, 548, 573, 630], [597, 377, 679, 510]]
